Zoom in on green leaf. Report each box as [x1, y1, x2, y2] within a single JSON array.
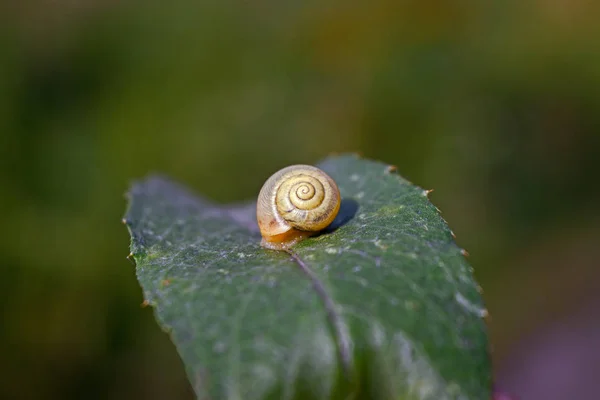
[[124, 154, 492, 400]]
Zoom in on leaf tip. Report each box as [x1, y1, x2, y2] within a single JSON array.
[[461, 248, 470, 257], [140, 299, 150, 308], [385, 164, 398, 174]]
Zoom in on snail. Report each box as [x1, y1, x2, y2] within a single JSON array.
[[257, 165, 341, 250]]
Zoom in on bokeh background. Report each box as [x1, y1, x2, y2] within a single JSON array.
[[2, 1, 599, 399]]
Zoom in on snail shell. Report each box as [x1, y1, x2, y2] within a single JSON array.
[[257, 165, 341, 250]]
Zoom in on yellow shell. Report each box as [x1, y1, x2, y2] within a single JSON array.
[[257, 165, 341, 250]]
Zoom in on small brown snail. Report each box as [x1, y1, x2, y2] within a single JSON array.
[[257, 165, 341, 250]]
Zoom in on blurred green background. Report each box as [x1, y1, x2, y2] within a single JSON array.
[[1, 1, 599, 399]]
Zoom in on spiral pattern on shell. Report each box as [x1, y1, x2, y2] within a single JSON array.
[[257, 165, 341, 241]]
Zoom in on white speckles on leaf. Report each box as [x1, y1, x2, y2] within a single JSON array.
[[393, 332, 451, 400], [265, 276, 277, 288], [455, 292, 488, 318], [404, 300, 418, 311], [213, 341, 227, 353], [369, 321, 386, 347], [373, 239, 388, 250]]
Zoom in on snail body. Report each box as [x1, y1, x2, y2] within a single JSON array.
[[257, 165, 341, 250]]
